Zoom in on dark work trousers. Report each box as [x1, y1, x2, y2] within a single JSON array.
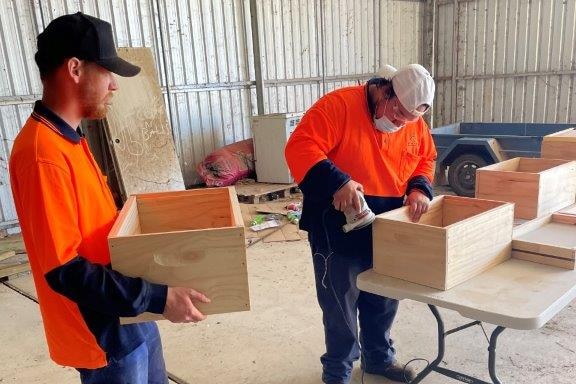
[[309, 222, 399, 384]]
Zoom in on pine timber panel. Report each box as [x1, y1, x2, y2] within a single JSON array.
[[511, 250, 575, 270], [373, 195, 514, 290], [551, 211, 576, 225], [512, 214, 576, 269], [475, 157, 576, 219], [109, 187, 249, 323], [541, 128, 576, 160], [109, 196, 141, 237]]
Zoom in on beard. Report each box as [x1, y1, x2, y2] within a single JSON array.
[[78, 81, 112, 120]]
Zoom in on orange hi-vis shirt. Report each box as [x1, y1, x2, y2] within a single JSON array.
[[9, 102, 167, 368], [285, 84, 436, 197], [10, 105, 117, 367]]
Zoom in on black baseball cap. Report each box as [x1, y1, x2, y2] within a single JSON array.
[[35, 12, 140, 77]]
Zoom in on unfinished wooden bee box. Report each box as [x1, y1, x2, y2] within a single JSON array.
[[512, 213, 576, 270], [541, 127, 576, 160], [108, 187, 249, 323], [475, 157, 576, 220], [372, 195, 514, 290]]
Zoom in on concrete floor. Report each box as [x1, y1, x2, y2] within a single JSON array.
[[1, 239, 576, 383]]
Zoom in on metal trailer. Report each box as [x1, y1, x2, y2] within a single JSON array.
[[432, 122, 575, 197]]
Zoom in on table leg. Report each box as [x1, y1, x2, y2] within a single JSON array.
[[409, 305, 446, 383], [488, 326, 506, 384], [409, 305, 506, 384]]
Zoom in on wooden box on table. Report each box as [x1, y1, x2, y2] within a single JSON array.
[[108, 187, 249, 323], [541, 127, 576, 160], [512, 213, 576, 270], [372, 195, 514, 290], [475, 157, 576, 220]]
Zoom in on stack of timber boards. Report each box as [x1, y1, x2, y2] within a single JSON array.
[[512, 213, 576, 269]]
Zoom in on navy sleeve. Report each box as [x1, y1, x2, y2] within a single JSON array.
[[298, 159, 351, 201], [406, 175, 434, 201], [45, 256, 167, 317]]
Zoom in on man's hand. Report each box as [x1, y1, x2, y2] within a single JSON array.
[[333, 180, 364, 212], [163, 287, 211, 323], [405, 190, 430, 222]]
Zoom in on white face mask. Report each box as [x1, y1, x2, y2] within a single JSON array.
[[374, 114, 403, 133], [373, 98, 404, 133]]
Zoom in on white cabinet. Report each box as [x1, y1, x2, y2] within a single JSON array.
[[250, 112, 303, 183]]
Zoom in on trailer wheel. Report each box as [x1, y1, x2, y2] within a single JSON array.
[[447, 154, 487, 197]]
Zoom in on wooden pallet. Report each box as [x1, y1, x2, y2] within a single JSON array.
[[0, 262, 30, 280], [0, 251, 30, 281], [0, 236, 29, 281], [235, 181, 299, 204]]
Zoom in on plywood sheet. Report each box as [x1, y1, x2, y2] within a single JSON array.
[[106, 48, 184, 199]]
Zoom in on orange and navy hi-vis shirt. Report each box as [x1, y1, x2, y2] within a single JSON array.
[[9, 101, 167, 369], [284, 84, 437, 249]]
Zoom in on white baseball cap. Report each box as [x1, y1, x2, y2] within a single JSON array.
[[376, 64, 435, 116]]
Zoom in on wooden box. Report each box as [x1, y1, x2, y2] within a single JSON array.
[[108, 187, 249, 322], [512, 213, 576, 270], [373, 195, 514, 290], [475, 157, 576, 219], [541, 127, 576, 160]]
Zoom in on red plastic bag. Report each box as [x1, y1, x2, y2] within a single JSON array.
[[197, 139, 255, 187]]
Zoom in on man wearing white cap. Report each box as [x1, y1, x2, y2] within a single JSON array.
[[285, 64, 437, 383]]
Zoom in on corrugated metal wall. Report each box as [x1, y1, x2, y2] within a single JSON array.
[[255, 0, 425, 113], [0, 0, 40, 231], [156, 0, 256, 184], [435, 0, 576, 126], [0, 0, 425, 229]]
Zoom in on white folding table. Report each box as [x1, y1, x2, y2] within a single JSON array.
[[357, 259, 576, 383]]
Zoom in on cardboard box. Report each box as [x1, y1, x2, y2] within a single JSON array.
[[475, 157, 576, 219], [373, 195, 514, 290], [512, 213, 576, 270], [541, 127, 576, 160], [108, 187, 249, 323]]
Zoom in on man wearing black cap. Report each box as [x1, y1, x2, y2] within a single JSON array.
[[9, 12, 209, 383]]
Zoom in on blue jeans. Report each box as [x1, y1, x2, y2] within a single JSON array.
[[77, 323, 168, 384], [310, 231, 399, 384]]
